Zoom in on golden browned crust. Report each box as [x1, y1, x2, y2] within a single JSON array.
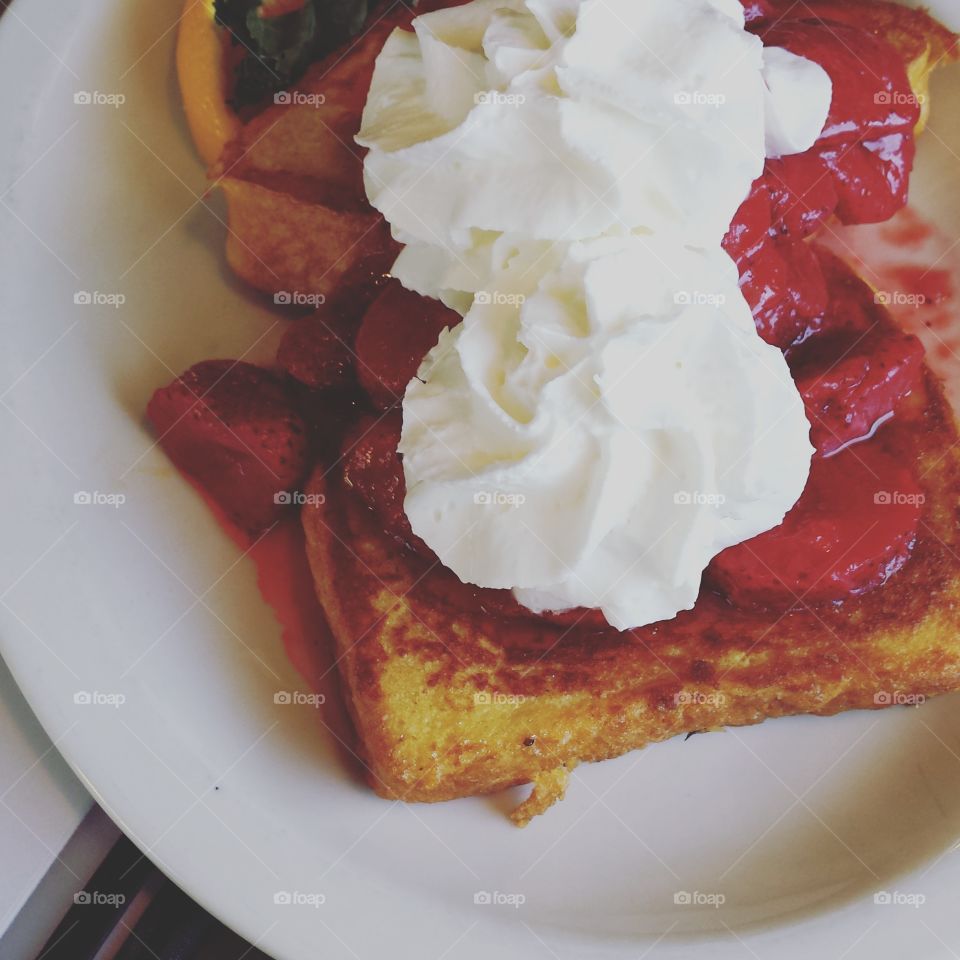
[[510, 764, 578, 827], [301, 372, 960, 820]]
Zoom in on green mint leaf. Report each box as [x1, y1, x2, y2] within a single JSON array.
[[214, 0, 373, 110]]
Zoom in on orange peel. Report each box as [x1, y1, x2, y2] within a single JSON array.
[[175, 0, 241, 167]]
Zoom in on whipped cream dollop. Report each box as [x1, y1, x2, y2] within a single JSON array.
[[357, 0, 831, 630]]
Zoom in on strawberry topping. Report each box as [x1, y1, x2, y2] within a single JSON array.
[[708, 443, 923, 608], [277, 258, 392, 390], [354, 280, 458, 410], [340, 412, 430, 555], [724, 8, 923, 349], [149, 1, 948, 621], [278, 308, 357, 391], [794, 328, 925, 456], [147, 360, 310, 535]]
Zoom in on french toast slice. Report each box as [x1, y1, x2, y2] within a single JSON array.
[[167, 1, 960, 822], [292, 5, 960, 822], [302, 358, 960, 824]]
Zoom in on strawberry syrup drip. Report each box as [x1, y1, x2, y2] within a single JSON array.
[[186, 480, 355, 742]]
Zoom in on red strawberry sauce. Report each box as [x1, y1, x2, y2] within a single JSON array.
[[149, 1, 959, 626]]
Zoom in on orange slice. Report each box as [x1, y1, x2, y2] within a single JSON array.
[[176, 0, 241, 167]]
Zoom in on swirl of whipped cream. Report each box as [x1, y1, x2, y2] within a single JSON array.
[[356, 0, 830, 630], [358, 0, 831, 260], [398, 239, 812, 629]]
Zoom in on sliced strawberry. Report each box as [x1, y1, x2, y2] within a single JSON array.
[[817, 133, 916, 225], [794, 328, 925, 456], [340, 412, 431, 556], [354, 280, 458, 409], [147, 360, 310, 535], [277, 257, 392, 390], [726, 11, 922, 349], [784, 249, 879, 347], [288, 386, 366, 471], [735, 235, 828, 349], [708, 443, 922, 608], [278, 308, 357, 391], [725, 171, 830, 350], [763, 154, 838, 240], [724, 180, 771, 268], [760, 19, 919, 223], [781, 239, 829, 329]]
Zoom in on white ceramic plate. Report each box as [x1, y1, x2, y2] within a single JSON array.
[[2, 1, 960, 958]]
